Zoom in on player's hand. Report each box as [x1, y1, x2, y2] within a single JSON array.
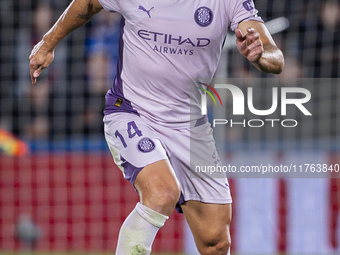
[[29, 40, 54, 85], [235, 27, 264, 63]]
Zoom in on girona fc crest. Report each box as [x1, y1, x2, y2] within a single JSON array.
[[137, 138, 155, 153], [194, 7, 213, 27]]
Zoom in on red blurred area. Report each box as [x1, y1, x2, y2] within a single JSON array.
[[0, 152, 184, 253]]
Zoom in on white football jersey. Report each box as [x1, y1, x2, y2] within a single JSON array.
[[99, 0, 263, 127]]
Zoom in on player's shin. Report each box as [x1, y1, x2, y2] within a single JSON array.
[[115, 202, 169, 254]]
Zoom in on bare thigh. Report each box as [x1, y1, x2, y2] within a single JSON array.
[[134, 159, 181, 216]]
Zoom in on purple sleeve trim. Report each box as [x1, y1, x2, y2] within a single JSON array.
[[230, 16, 264, 31]]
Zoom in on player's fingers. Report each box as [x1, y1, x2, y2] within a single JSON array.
[[246, 27, 255, 33], [29, 60, 44, 84], [29, 60, 37, 84], [30, 70, 38, 85], [245, 32, 260, 46], [235, 29, 244, 41], [29, 58, 40, 71], [247, 39, 262, 51], [248, 46, 264, 58], [29, 59, 38, 81], [235, 29, 247, 52], [247, 32, 260, 40], [31, 68, 43, 85], [30, 74, 36, 85], [33, 68, 42, 78]]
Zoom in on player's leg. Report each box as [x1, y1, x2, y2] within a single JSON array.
[[134, 159, 181, 215], [181, 201, 232, 255], [115, 159, 181, 254], [103, 113, 180, 254], [151, 119, 232, 254]]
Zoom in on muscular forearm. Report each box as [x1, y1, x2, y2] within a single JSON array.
[[29, 0, 103, 84], [252, 44, 284, 74], [42, 0, 102, 51], [236, 21, 285, 75]]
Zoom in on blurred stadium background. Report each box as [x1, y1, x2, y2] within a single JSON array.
[[0, 0, 340, 254]]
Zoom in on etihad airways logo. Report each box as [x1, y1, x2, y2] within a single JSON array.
[[138, 30, 211, 55], [138, 30, 210, 47]]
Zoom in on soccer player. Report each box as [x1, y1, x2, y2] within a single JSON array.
[[29, 0, 284, 254]]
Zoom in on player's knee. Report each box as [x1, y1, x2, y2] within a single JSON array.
[[198, 228, 231, 255], [142, 181, 181, 215], [158, 184, 181, 207], [198, 238, 231, 255]]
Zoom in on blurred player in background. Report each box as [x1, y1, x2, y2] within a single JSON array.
[[29, 0, 284, 254]]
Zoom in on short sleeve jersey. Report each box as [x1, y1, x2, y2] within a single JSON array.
[[99, 0, 263, 127]]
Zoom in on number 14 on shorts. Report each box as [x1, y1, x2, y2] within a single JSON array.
[[115, 121, 143, 148]]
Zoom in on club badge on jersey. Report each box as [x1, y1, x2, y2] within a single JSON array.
[[137, 138, 156, 153], [194, 7, 214, 27]]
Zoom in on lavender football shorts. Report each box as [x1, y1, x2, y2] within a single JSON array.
[[103, 112, 232, 212]]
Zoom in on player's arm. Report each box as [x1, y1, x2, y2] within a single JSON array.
[[235, 20, 284, 74], [29, 0, 103, 84]]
